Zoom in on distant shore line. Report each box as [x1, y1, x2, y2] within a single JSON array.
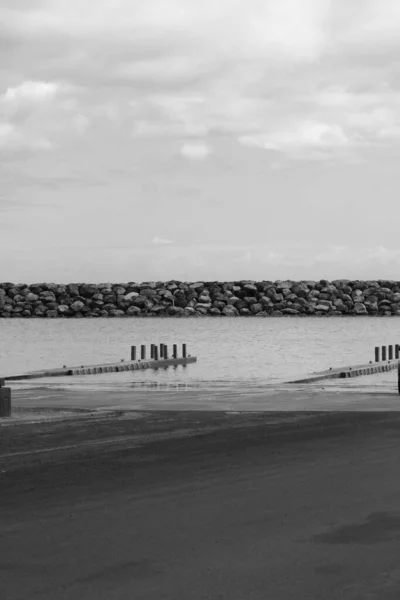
[[1, 279, 400, 318]]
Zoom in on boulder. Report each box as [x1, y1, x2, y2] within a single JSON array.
[[58, 305, 71, 315], [227, 296, 240, 306], [189, 282, 205, 292], [112, 285, 126, 296], [125, 306, 141, 316], [140, 288, 158, 298], [243, 283, 257, 293], [7, 287, 20, 297], [354, 302, 367, 314], [198, 294, 211, 303], [195, 302, 212, 309], [167, 306, 185, 316], [244, 297, 258, 305], [317, 299, 332, 307], [79, 284, 98, 298], [116, 298, 132, 310], [71, 300, 85, 312], [275, 281, 292, 292], [107, 309, 126, 317], [67, 284, 80, 297], [222, 306, 238, 316], [26, 292, 39, 302], [213, 301, 226, 310], [149, 306, 166, 315], [315, 304, 330, 312], [250, 303, 263, 314], [46, 302, 59, 311]]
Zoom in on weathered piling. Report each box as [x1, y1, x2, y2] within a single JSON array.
[[141, 345, 146, 360], [182, 344, 187, 358], [154, 346, 159, 361], [398, 362, 400, 395], [130, 346, 136, 361], [382, 346, 387, 361], [164, 345, 169, 359], [375, 347, 380, 362], [150, 344, 155, 359], [173, 344, 178, 359], [389, 345, 394, 360], [396, 345, 400, 360], [160, 344, 164, 358], [0, 378, 11, 418]]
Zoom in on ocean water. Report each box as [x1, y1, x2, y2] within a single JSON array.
[[1, 317, 399, 392]]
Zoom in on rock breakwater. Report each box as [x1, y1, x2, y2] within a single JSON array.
[[1, 280, 400, 318]]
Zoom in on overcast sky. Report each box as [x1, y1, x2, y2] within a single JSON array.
[[1, 0, 400, 283]]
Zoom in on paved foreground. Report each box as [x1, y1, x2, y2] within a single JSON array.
[[2, 411, 400, 599]]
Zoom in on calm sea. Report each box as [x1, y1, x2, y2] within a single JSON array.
[[1, 316, 399, 392]]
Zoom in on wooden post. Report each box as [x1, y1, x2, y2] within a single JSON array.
[[398, 362, 400, 395], [396, 344, 400, 360], [389, 345, 394, 360], [0, 378, 11, 418], [130, 346, 136, 361], [375, 347, 380, 362], [164, 345, 168, 359], [173, 344, 178, 359], [182, 343, 187, 359], [141, 345, 146, 360], [160, 344, 164, 358], [154, 346, 159, 361], [150, 344, 155, 359], [382, 346, 387, 361]]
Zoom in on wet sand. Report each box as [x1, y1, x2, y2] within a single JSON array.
[[2, 397, 400, 599]]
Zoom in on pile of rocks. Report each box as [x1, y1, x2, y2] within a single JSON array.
[[1, 279, 400, 318]]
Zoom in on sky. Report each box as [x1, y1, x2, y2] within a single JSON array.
[[1, 0, 400, 283]]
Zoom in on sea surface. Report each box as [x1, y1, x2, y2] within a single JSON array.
[[1, 317, 399, 392]]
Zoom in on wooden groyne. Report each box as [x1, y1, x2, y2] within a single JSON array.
[[4, 343, 197, 382]]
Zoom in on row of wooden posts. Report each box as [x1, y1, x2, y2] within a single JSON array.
[[130, 343, 187, 362], [375, 345, 400, 362]]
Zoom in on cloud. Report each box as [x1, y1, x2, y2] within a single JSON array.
[[1, 80, 59, 104], [153, 236, 173, 245], [2, 0, 400, 164], [0, 79, 87, 153], [180, 142, 211, 160], [239, 122, 351, 159]]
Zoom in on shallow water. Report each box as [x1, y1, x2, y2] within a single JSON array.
[[2, 316, 399, 392]]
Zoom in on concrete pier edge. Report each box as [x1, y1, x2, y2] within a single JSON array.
[[4, 356, 197, 381], [288, 360, 399, 384]]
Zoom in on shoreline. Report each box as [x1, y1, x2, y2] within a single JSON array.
[[2, 376, 400, 470]]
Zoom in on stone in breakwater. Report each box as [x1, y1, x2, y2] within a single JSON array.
[[2, 280, 400, 317]]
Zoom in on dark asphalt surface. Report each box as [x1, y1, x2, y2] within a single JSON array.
[[2, 412, 400, 599]]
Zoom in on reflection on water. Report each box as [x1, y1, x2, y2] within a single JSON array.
[[2, 316, 399, 391]]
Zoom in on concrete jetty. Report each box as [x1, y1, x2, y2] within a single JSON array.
[[4, 356, 197, 382], [289, 359, 399, 384]]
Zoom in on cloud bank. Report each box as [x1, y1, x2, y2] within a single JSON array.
[[1, 1, 400, 162]]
